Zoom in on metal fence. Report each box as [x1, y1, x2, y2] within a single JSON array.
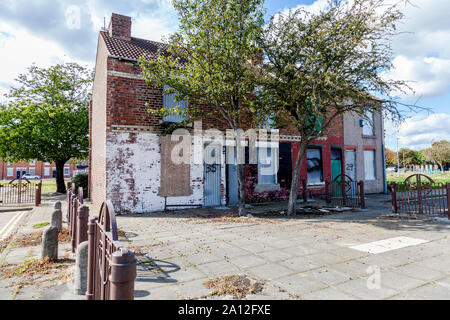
[[86, 200, 136, 300], [324, 176, 365, 209], [0, 179, 41, 206], [391, 175, 449, 217], [66, 183, 89, 253]]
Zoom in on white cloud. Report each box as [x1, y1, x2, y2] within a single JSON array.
[[0, 0, 178, 102], [386, 56, 450, 98], [133, 16, 176, 42], [0, 21, 81, 101], [382, 0, 450, 99], [385, 113, 450, 150]]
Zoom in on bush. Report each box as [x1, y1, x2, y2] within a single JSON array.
[[71, 173, 88, 198]]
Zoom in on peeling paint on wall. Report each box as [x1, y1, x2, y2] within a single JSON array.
[[106, 131, 204, 214]]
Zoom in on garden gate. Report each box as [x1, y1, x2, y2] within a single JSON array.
[[0, 178, 41, 206], [391, 174, 449, 217]]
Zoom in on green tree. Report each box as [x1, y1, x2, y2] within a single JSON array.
[[398, 148, 426, 166], [256, 0, 421, 215], [139, 0, 265, 216], [0, 63, 92, 193], [385, 148, 397, 166], [423, 140, 450, 171]]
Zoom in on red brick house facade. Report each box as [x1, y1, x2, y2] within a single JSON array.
[[90, 13, 346, 214], [0, 161, 80, 180]]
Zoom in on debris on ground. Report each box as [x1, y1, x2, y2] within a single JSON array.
[[0, 257, 73, 279], [117, 229, 127, 238], [296, 205, 354, 215], [57, 227, 71, 243], [12, 232, 42, 247], [12, 227, 71, 248], [203, 275, 265, 299], [378, 214, 420, 220], [0, 235, 14, 254]]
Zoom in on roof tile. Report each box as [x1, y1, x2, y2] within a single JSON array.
[[101, 31, 168, 61]]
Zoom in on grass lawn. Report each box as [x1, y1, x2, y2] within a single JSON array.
[[40, 179, 58, 194], [0, 179, 62, 194], [387, 172, 450, 184]]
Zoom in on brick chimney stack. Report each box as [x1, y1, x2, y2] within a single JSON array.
[[108, 13, 132, 41]]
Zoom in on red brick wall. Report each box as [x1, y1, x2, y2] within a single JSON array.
[[94, 37, 346, 207], [108, 13, 131, 40], [0, 161, 78, 180]]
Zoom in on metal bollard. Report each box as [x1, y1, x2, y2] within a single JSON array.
[[109, 248, 137, 300], [391, 183, 397, 213], [35, 183, 41, 207], [86, 218, 97, 301], [446, 183, 450, 220], [302, 180, 307, 202], [324, 180, 330, 204], [359, 181, 365, 209]]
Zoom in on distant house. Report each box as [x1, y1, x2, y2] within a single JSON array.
[[0, 161, 83, 180], [89, 13, 384, 214], [343, 111, 386, 194]]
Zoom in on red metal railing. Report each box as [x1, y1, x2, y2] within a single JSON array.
[[391, 178, 449, 217], [324, 175, 365, 209], [86, 200, 136, 300], [67, 183, 89, 253], [0, 179, 41, 206]]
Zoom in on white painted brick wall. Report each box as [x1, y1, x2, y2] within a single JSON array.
[[106, 131, 205, 214]]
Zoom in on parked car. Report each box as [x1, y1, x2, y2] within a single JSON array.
[[22, 173, 41, 180]]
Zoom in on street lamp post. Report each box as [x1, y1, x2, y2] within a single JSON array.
[[397, 137, 400, 178]]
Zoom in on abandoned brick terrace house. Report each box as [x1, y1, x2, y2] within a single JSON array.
[[90, 13, 385, 214]]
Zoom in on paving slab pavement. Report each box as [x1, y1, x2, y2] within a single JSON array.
[[108, 194, 450, 300], [1, 193, 449, 300], [0, 194, 84, 300]]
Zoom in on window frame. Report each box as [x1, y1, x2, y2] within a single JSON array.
[[364, 150, 377, 181], [306, 147, 324, 185], [257, 146, 278, 186], [162, 84, 188, 123], [362, 111, 375, 136]]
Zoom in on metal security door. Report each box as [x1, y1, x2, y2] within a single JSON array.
[[345, 150, 357, 181], [227, 147, 238, 205], [204, 145, 221, 207]]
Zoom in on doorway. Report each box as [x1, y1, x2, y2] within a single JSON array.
[[331, 148, 343, 182], [204, 144, 221, 207], [345, 150, 357, 181]]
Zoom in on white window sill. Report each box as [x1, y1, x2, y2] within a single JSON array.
[[255, 184, 280, 193], [307, 182, 325, 186]]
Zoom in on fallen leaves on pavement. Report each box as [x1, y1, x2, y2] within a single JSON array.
[[203, 275, 265, 299]]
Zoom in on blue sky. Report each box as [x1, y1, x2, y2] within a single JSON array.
[[0, 0, 449, 151]]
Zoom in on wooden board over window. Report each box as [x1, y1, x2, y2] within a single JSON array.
[[160, 135, 191, 197]]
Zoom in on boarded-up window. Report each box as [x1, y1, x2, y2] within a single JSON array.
[[162, 85, 188, 123], [362, 111, 375, 136], [307, 148, 323, 185], [160, 135, 191, 196], [257, 147, 277, 185], [364, 150, 376, 180]]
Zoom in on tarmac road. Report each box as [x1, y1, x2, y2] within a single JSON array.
[[0, 210, 28, 241]]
